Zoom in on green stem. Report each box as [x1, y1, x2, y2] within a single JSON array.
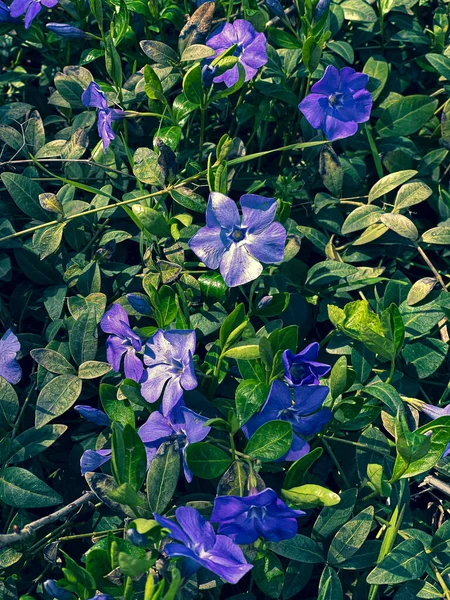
[[321, 438, 351, 488], [199, 108, 206, 163], [365, 123, 384, 183]]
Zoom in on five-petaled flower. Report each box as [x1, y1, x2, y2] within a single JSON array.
[[0, 329, 22, 385], [189, 193, 286, 288], [100, 303, 143, 383], [10, 0, 58, 29], [298, 65, 372, 141], [211, 488, 304, 544], [242, 380, 331, 461], [206, 19, 267, 88], [81, 81, 125, 152], [141, 329, 197, 415], [154, 507, 253, 584], [138, 403, 210, 481], [283, 342, 331, 386]]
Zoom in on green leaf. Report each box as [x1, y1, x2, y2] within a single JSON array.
[[402, 338, 448, 379], [219, 303, 248, 350], [363, 55, 389, 102], [35, 374, 82, 428], [282, 484, 341, 509], [180, 44, 216, 61], [341, 0, 377, 22], [380, 213, 419, 241], [146, 440, 180, 513], [101, 383, 135, 427], [1, 173, 50, 222], [282, 561, 313, 599], [78, 361, 112, 379], [366, 539, 428, 584], [330, 356, 348, 400], [341, 205, 383, 235], [368, 170, 417, 203], [284, 447, 324, 489], [30, 348, 75, 375], [0, 378, 19, 428], [185, 442, 232, 479], [235, 379, 270, 426], [422, 226, 450, 244], [327, 507, 374, 564], [223, 339, 260, 360], [376, 96, 438, 137], [245, 421, 292, 462], [267, 534, 325, 563], [426, 53, 450, 80], [319, 146, 343, 197], [170, 187, 206, 213], [133, 205, 170, 237], [312, 489, 358, 542], [307, 261, 358, 287], [8, 425, 67, 464], [0, 467, 62, 508], [140, 40, 179, 66], [318, 566, 343, 600], [394, 181, 433, 210], [253, 551, 284, 599], [182, 64, 204, 107], [132, 149, 165, 187], [69, 306, 98, 365], [111, 423, 147, 491], [351, 342, 375, 384], [406, 278, 437, 306]]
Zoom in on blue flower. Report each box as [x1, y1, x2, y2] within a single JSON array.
[[81, 81, 125, 152], [299, 65, 372, 141], [206, 19, 267, 88], [141, 329, 197, 415], [100, 303, 143, 383], [0, 0, 20, 22], [74, 405, 110, 427], [138, 403, 210, 482], [242, 380, 331, 461], [154, 507, 253, 584], [282, 342, 331, 386], [211, 488, 304, 544], [0, 329, 22, 385], [43, 580, 75, 600], [10, 0, 58, 28], [189, 193, 286, 288], [314, 0, 331, 20], [46, 23, 89, 38], [265, 0, 285, 19]]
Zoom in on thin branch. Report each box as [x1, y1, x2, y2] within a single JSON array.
[[0, 491, 95, 548]]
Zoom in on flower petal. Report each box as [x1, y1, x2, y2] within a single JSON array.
[[178, 406, 210, 444], [255, 514, 298, 542], [124, 349, 144, 383], [74, 406, 110, 427], [352, 89, 373, 124], [339, 67, 369, 93], [241, 33, 267, 69], [144, 329, 172, 366], [9, 0, 32, 17], [97, 109, 115, 151], [161, 376, 184, 415], [180, 352, 198, 392], [140, 364, 170, 403], [164, 330, 196, 361], [153, 516, 191, 546], [245, 222, 286, 264], [213, 64, 241, 87], [219, 242, 263, 287], [280, 434, 310, 462], [24, 0, 41, 28], [207, 192, 240, 230], [100, 304, 130, 336], [211, 496, 249, 522], [106, 336, 126, 373], [188, 226, 227, 270], [175, 506, 216, 550], [311, 64, 339, 95], [240, 194, 277, 233], [293, 384, 330, 415], [202, 535, 253, 583], [138, 410, 173, 443], [81, 81, 108, 110], [298, 93, 327, 129], [207, 22, 237, 50], [323, 113, 358, 141], [293, 407, 332, 437], [80, 449, 112, 475]]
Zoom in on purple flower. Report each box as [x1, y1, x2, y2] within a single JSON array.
[[188, 193, 286, 288], [46, 23, 89, 38], [242, 380, 331, 461], [80, 448, 112, 475], [81, 81, 125, 152], [126, 293, 152, 315], [88, 596, 113, 600], [43, 580, 75, 600], [314, 0, 331, 20], [154, 507, 252, 584], [10, 0, 58, 28], [265, 0, 285, 19], [141, 329, 197, 416], [74, 405, 110, 427], [100, 303, 143, 383], [282, 343, 331, 386], [0, 329, 22, 385], [138, 403, 210, 482], [298, 65, 373, 141], [416, 401, 450, 458], [127, 528, 150, 547], [0, 0, 20, 22], [211, 488, 303, 544], [206, 19, 267, 88]]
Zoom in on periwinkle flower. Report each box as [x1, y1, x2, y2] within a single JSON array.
[[43, 580, 75, 600], [298, 65, 372, 141], [138, 403, 210, 482], [0, 0, 20, 22], [314, 0, 331, 20], [126, 293, 152, 315], [10, 0, 58, 28], [154, 507, 253, 584], [127, 528, 150, 547], [100, 303, 143, 383], [206, 19, 267, 88], [283, 342, 331, 386], [0, 329, 22, 385], [265, 0, 285, 19], [242, 380, 331, 461], [88, 596, 113, 600], [80, 448, 113, 475], [81, 81, 125, 152], [189, 193, 286, 288], [141, 329, 197, 416], [74, 405, 110, 427], [46, 23, 89, 38], [211, 488, 304, 544]]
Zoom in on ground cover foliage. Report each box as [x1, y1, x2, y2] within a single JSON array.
[[2, 0, 450, 598]]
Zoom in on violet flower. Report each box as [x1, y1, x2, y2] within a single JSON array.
[[282, 343, 331, 386], [10, 0, 58, 28], [74, 405, 110, 427], [141, 329, 197, 416], [43, 580, 75, 600], [314, 0, 331, 20], [46, 23, 89, 38], [265, 0, 285, 19], [0, 329, 22, 385], [154, 507, 253, 584], [100, 303, 143, 383], [88, 596, 113, 600], [188, 193, 286, 288], [138, 403, 210, 482], [206, 19, 267, 87], [298, 65, 372, 141], [0, 0, 20, 22], [211, 488, 304, 544], [80, 448, 112, 475], [81, 81, 125, 152], [242, 380, 331, 461]]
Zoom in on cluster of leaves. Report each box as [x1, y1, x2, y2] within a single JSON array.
[[2, 0, 450, 599]]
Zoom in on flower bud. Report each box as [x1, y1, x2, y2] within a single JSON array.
[[265, 0, 285, 19], [46, 23, 89, 39], [127, 528, 150, 547], [43, 580, 75, 600], [126, 293, 152, 315], [314, 0, 331, 20], [74, 406, 110, 427]]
